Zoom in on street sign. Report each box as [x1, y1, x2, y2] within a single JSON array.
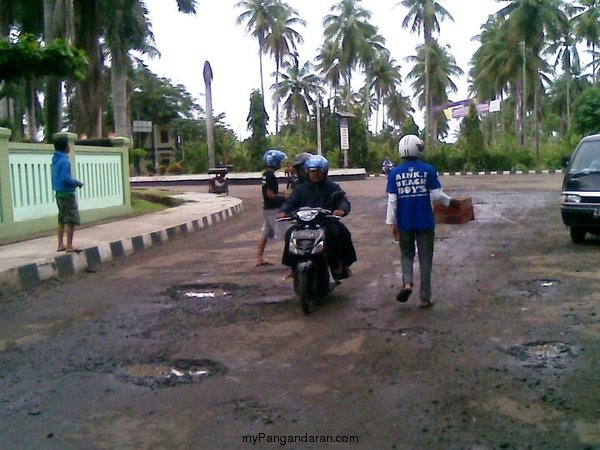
[[133, 120, 152, 132], [339, 119, 349, 150]]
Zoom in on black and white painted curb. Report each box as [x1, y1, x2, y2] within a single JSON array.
[[2, 203, 243, 293], [373, 169, 565, 177]]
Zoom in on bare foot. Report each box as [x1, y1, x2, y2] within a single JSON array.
[[57, 246, 66, 252]]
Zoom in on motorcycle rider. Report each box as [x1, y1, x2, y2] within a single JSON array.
[[277, 154, 357, 279], [290, 152, 312, 188]]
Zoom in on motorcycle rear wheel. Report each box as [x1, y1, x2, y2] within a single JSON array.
[[297, 270, 314, 315]]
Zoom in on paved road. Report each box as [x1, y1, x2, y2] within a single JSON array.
[[3, 173, 600, 450]]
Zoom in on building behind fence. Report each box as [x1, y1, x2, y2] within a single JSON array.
[[0, 129, 131, 241]]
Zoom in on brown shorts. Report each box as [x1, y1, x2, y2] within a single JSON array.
[[56, 194, 81, 226]]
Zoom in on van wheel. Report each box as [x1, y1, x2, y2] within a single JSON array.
[[570, 227, 586, 243]]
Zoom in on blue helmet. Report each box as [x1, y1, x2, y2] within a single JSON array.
[[305, 154, 329, 172], [263, 149, 287, 169]]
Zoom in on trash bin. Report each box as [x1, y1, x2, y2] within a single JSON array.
[[208, 168, 229, 195]]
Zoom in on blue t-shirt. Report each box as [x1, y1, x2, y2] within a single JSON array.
[[386, 160, 441, 231]]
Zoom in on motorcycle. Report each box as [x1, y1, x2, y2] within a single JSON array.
[[278, 207, 343, 315]]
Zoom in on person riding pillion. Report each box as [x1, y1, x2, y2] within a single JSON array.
[[256, 149, 288, 267], [385, 134, 456, 308], [277, 154, 357, 279]]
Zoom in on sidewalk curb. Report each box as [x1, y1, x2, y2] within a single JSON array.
[[0, 202, 243, 294]]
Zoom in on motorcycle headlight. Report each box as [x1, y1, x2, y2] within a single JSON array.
[[296, 209, 319, 222], [561, 194, 581, 204]]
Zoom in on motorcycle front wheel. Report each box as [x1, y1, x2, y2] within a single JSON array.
[[296, 270, 314, 315]]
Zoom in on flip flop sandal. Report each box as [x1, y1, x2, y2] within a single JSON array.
[[418, 300, 434, 309], [396, 287, 412, 303], [255, 261, 274, 267]]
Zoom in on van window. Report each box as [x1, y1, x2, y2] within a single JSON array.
[[569, 141, 600, 173]]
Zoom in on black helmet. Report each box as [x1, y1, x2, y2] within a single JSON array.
[[293, 152, 312, 169]]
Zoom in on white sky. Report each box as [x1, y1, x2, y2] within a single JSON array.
[[142, 0, 503, 140]]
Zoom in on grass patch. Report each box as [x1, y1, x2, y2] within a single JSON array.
[[131, 196, 169, 215]]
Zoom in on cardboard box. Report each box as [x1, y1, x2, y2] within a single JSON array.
[[434, 196, 474, 224]]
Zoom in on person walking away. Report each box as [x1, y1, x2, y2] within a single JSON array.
[[385, 134, 455, 308], [284, 161, 295, 190], [51, 135, 84, 253], [256, 149, 288, 266], [278, 154, 357, 279]]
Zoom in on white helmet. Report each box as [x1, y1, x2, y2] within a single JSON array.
[[398, 134, 425, 159]]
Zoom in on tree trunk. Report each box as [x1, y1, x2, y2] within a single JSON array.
[[74, 0, 103, 137], [111, 53, 129, 139], [25, 78, 38, 142], [534, 75, 540, 163], [44, 0, 61, 140], [275, 59, 280, 137]]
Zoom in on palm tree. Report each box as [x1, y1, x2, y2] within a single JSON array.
[[322, 0, 379, 107], [315, 40, 343, 110], [235, 0, 278, 103], [546, 10, 580, 133], [104, 0, 156, 139], [399, 0, 453, 147], [573, 0, 600, 83], [272, 53, 319, 139], [367, 50, 402, 132], [497, 0, 567, 156], [406, 39, 463, 140], [44, 0, 75, 139], [264, 2, 305, 136], [385, 92, 414, 129]]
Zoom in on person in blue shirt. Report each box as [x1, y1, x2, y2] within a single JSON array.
[[385, 134, 456, 308], [51, 136, 84, 252]]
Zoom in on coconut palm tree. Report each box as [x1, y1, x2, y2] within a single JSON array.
[[546, 10, 580, 133], [272, 53, 319, 139], [104, 0, 156, 139], [264, 2, 305, 135], [573, 0, 600, 83], [399, 0, 453, 146], [322, 0, 379, 106], [497, 0, 567, 156], [235, 0, 278, 103], [406, 39, 463, 140], [315, 40, 343, 111], [367, 50, 402, 133], [385, 92, 414, 129]]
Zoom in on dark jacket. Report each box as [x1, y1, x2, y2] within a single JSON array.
[[280, 178, 351, 215]]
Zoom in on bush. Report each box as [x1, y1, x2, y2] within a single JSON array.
[[166, 162, 183, 174]]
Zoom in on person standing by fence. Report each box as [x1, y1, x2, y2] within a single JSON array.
[[52, 136, 84, 253]]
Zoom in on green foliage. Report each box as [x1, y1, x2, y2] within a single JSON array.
[[348, 107, 369, 169], [458, 102, 487, 170], [245, 89, 270, 170], [129, 147, 149, 175], [572, 86, 600, 137], [0, 34, 88, 82]]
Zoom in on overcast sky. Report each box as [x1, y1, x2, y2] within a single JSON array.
[[142, 0, 504, 140]]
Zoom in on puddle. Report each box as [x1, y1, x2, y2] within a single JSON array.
[[506, 341, 578, 370], [117, 358, 226, 388], [168, 282, 245, 300]]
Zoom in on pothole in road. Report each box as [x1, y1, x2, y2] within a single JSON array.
[[116, 358, 227, 388], [167, 282, 290, 306], [168, 282, 248, 300], [510, 278, 563, 298], [506, 341, 579, 370]]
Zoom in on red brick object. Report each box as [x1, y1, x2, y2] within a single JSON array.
[[434, 196, 475, 224]]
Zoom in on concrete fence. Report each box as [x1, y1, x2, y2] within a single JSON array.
[[0, 128, 131, 241]]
